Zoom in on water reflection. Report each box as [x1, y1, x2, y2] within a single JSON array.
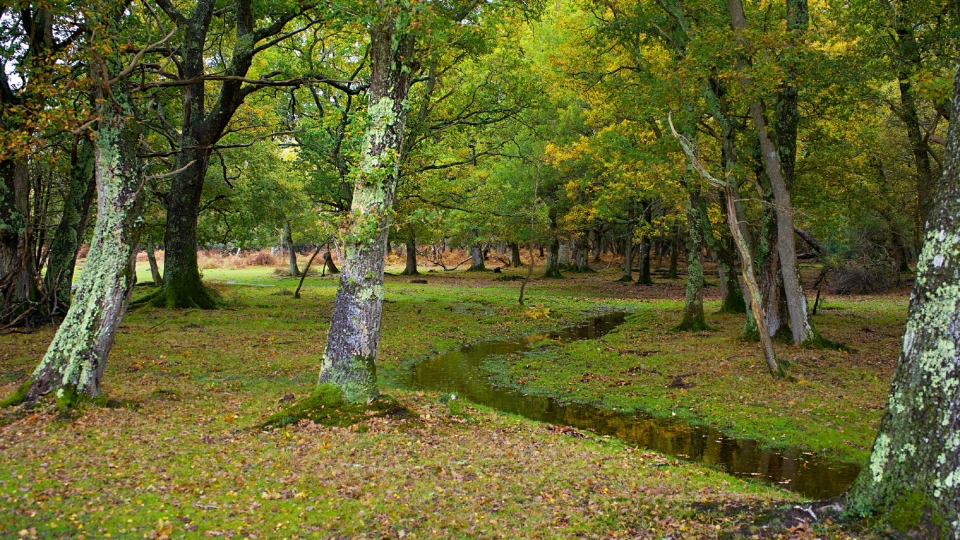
[[402, 312, 860, 499]]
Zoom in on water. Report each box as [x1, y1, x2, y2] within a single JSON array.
[[401, 311, 861, 500]]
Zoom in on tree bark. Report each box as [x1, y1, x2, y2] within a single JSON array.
[[509, 241, 522, 267], [468, 242, 485, 271], [676, 182, 708, 330], [322, 251, 339, 275], [667, 234, 680, 279], [45, 135, 97, 310], [146, 240, 162, 285], [573, 233, 593, 272], [402, 229, 418, 275], [846, 63, 960, 538], [557, 240, 570, 269], [0, 156, 37, 325], [318, 20, 416, 403], [21, 91, 145, 407], [543, 238, 563, 278], [285, 220, 300, 276], [727, 0, 819, 346]]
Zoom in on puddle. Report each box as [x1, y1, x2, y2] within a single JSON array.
[[401, 311, 861, 499]]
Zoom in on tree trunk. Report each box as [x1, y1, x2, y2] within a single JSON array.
[[147, 240, 162, 285], [675, 183, 708, 330], [285, 220, 300, 276], [402, 229, 418, 275], [543, 238, 563, 278], [45, 135, 97, 310], [20, 93, 145, 407], [846, 63, 960, 537], [894, 26, 936, 228], [620, 242, 635, 282], [0, 156, 37, 325], [701, 184, 746, 314], [318, 21, 416, 404], [573, 234, 593, 272], [468, 243, 485, 271], [509, 242, 522, 267], [667, 234, 680, 279], [557, 240, 570, 269], [323, 251, 340, 275], [636, 237, 652, 285], [591, 228, 602, 262], [727, 0, 819, 346]]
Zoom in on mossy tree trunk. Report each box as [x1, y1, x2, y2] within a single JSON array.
[[667, 233, 680, 279], [619, 221, 634, 282], [468, 242, 485, 271], [22, 91, 145, 407], [149, 0, 308, 309], [402, 228, 418, 275], [573, 233, 593, 272], [318, 19, 416, 404], [0, 156, 38, 325], [509, 241, 522, 267], [323, 251, 339, 275], [729, 0, 819, 346], [846, 63, 960, 538], [543, 238, 563, 278], [675, 182, 708, 330], [44, 135, 97, 310], [557, 240, 571, 269]]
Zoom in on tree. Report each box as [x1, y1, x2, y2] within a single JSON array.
[[8, 6, 151, 407], [141, 0, 326, 309], [846, 61, 960, 539]]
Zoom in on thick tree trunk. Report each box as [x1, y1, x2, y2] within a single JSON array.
[[0, 156, 37, 325], [676, 183, 708, 330], [543, 238, 563, 278], [846, 64, 960, 537], [21, 97, 145, 407], [285, 220, 300, 276], [323, 251, 339, 275], [468, 243, 485, 271], [318, 21, 416, 403], [667, 234, 680, 279], [45, 135, 97, 309], [402, 229, 418, 275], [509, 242, 522, 267], [573, 234, 593, 272], [557, 240, 570, 269], [619, 240, 634, 281], [636, 237, 652, 285]]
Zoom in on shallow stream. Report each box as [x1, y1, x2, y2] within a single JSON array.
[[401, 311, 861, 500]]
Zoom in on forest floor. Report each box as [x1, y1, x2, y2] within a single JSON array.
[[0, 257, 907, 538]]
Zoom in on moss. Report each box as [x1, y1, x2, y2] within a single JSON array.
[[55, 385, 81, 411], [0, 379, 31, 408], [261, 384, 409, 429], [888, 490, 941, 537], [672, 315, 716, 332]]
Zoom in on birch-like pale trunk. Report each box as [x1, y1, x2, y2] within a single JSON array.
[[846, 61, 960, 539], [22, 97, 145, 406], [318, 20, 416, 403]]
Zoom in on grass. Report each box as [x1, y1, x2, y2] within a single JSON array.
[[0, 261, 903, 538]]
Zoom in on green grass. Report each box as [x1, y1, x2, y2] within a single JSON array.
[[0, 263, 898, 538]]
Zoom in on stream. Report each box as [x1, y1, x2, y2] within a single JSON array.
[[401, 311, 861, 500]]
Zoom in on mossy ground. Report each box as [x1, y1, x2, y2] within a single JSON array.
[[0, 261, 900, 537]]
